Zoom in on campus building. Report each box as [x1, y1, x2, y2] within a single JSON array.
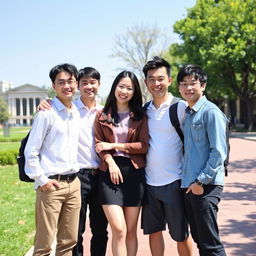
[[0, 81, 48, 126]]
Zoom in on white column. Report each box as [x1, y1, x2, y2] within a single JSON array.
[[33, 97, 36, 114], [20, 98, 23, 116]]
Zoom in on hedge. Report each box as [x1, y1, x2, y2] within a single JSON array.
[[0, 138, 21, 142], [0, 150, 18, 165]]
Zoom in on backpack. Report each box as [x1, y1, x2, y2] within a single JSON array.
[[143, 96, 184, 144], [143, 97, 230, 176], [17, 131, 34, 182], [17, 109, 56, 182]]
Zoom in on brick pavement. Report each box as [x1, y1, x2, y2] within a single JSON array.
[[25, 137, 256, 256]]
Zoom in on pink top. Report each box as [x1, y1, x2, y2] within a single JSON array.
[[113, 112, 130, 158]]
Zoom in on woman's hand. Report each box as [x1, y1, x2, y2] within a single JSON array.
[[95, 142, 114, 153], [105, 157, 123, 185]]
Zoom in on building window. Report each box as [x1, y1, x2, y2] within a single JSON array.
[[22, 98, 27, 116], [16, 98, 20, 116], [29, 98, 34, 115], [35, 98, 40, 108]]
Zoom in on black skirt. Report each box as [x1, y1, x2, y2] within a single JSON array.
[[98, 156, 146, 206]]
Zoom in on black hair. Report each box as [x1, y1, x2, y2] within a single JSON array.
[[177, 64, 207, 85], [78, 67, 101, 83], [143, 56, 171, 78], [49, 63, 78, 83], [103, 70, 144, 123]]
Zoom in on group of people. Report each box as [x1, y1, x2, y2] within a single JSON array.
[[24, 56, 228, 256]]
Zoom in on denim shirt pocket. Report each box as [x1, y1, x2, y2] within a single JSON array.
[[191, 122, 204, 142]]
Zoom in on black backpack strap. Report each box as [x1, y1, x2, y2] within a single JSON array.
[[169, 101, 184, 144], [143, 101, 151, 112]]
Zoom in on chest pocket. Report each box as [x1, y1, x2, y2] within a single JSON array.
[[191, 122, 205, 142]]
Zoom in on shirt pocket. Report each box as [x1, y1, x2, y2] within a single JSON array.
[[191, 122, 204, 142]]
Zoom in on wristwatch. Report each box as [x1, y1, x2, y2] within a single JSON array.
[[195, 179, 204, 187]]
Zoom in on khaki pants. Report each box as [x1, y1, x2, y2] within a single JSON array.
[[33, 177, 81, 256]]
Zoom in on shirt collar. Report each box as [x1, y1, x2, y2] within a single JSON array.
[[149, 93, 174, 110], [75, 97, 103, 111], [186, 95, 207, 114], [52, 97, 74, 112]]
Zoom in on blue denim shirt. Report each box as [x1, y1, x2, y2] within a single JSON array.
[[181, 96, 227, 188]]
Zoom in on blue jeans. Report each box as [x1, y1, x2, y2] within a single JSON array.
[[72, 169, 108, 256], [184, 185, 226, 256]]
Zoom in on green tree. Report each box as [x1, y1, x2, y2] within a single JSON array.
[[0, 97, 9, 124], [171, 0, 256, 129]]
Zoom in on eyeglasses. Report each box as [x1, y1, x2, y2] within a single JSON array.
[[55, 80, 77, 86], [179, 81, 200, 88]]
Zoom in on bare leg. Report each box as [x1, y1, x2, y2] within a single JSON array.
[[102, 205, 127, 256], [123, 206, 141, 256], [177, 236, 193, 256], [149, 231, 164, 256]]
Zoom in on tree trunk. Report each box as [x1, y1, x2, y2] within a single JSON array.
[[243, 98, 255, 131]]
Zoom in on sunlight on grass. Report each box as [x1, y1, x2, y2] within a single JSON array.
[[0, 165, 35, 256]]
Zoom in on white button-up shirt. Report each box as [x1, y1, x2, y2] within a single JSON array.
[[145, 95, 187, 186], [24, 97, 80, 188], [74, 98, 103, 169]]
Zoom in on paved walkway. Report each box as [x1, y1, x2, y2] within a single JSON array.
[[25, 135, 256, 256]]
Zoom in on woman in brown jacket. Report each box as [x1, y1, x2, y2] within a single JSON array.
[[94, 70, 149, 256]]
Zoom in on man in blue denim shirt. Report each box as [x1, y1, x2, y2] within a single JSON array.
[[177, 64, 227, 256]]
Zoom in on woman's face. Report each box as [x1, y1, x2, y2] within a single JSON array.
[[114, 77, 134, 106]]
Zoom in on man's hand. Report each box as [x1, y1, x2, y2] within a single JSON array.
[[40, 179, 60, 192], [37, 98, 52, 111], [186, 182, 204, 195]]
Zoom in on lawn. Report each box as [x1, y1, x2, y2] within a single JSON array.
[[0, 165, 35, 256], [0, 127, 30, 140], [0, 127, 30, 153]]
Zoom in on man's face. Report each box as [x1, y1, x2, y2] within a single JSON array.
[[78, 77, 100, 101], [144, 67, 172, 100], [178, 75, 206, 107], [52, 72, 77, 102]]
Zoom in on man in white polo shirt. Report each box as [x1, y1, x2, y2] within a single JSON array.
[[25, 63, 81, 256], [141, 57, 193, 256]]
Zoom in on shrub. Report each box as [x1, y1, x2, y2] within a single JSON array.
[[0, 150, 18, 165]]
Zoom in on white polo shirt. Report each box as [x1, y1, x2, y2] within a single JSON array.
[[24, 97, 80, 188], [74, 98, 103, 169], [145, 94, 187, 186]]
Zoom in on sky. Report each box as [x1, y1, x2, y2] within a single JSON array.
[[0, 0, 196, 97]]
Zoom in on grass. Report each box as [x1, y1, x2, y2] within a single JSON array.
[[0, 127, 30, 140], [0, 127, 30, 153], [0, 142, 20, 152], [0, 165, 35, 256]]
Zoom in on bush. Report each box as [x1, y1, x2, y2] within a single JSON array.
[[0, 150, 18, 165], [0, 138, 21, 142]]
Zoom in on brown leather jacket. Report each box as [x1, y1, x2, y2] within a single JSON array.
[[93, 109, 149, 171]]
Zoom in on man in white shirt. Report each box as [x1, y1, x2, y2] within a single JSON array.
[[25, 63, 81, 256], [141, 57, 193, 256], [38, 67, 108, 256], [72, 67, 108, 256]]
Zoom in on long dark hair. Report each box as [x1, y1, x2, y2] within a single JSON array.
[[103, 70, 144, 123]]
